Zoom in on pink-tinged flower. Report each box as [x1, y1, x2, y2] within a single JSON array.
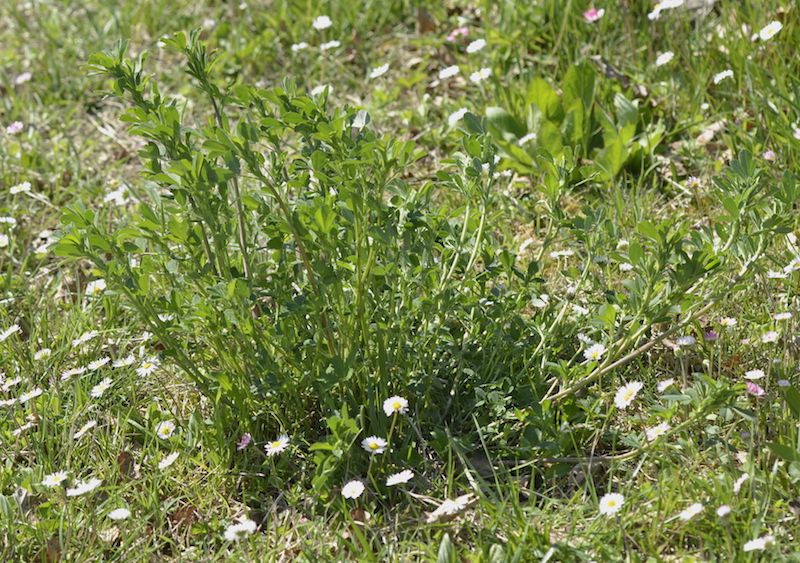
[[583, 8, 605, 23], [684, 176, 702, 190], [6, 121, 23, 135], [237, 432, 252, 451], [14, 72, 32, 86], [446, 27, 469, 42], [746, 381, 765, 397], [704, 330, 719, 342], [763, 150, 776, 162]]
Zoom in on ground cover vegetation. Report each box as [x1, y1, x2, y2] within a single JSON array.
[[2, 0, 800, 560]]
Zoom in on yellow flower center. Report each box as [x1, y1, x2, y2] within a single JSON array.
[[392, 401, 402, 410], [369, 442, 379, 450], [270, 441, 282, 449]]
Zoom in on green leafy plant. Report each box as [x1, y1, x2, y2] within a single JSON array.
[[55, 34, 796, 504], [57, 32, 516, 469], [486, 62, 664, 182]]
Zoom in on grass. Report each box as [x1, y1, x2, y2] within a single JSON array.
[[2, 0, 800, 560]]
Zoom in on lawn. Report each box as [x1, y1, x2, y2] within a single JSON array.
[[2, 0, 800, 560]]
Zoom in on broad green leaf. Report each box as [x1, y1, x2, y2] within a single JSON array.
[[768, 443, 800, 463], [526, 77, 561, 120], [486, 106, 525, 138], [562, 62, 595, 111]]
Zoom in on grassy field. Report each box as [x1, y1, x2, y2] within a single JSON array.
[[2, 0, 800, 560]]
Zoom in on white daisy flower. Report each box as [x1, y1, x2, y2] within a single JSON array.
[[2, 377, 21, 391], [90, 378, 113, 398], [657, 378, 675, 392], [291, 42, 309, 52], [619, 262, 634, 272], [646, 422, 670, 442], [0, 234, 8, 248], [448, 107, 469, 127], [655, 51, 674, 67], [19, 387, 43, 403], [104, 186, 128, 206], [733, 473, 749, 493], [0, 324, 21, 342], [14, 72, 32, 85], [678, 503, 704, 521], [12, 421, 35, 436], [61, 366, 86, 381], [9, 181, 31, 194], [744, 369, 765, 380], [758, 21, 782, 41], [383, 396, 409, 416], [438, 65, 460, 80], [716, 505, 731, 517], [762, 331, 779, 344], [469, 67, 491, 84], [320, 40, 341, 52], [386, 469, 414, 486], [598, 493, 625, 515], [88, 357, 110, 371], [74, 420, 97, 440], [713, 69, 734, 84], [466, 39, 486, 53], [66, 477, 102, 497], [743, 535, 775, 552], [426, 494, 472, 523], [156, 420, 176, 440], [136, 357, 159, 377], [33, 348, 51, 361], [223, 517, 257, 541], [108, 508, 131, 521], [676, 335, 696, 347], [719, 317, 737, 328], [85, 279, 106, 297], [41, 471, 68, 488], [614, 381, 643, 409], [369, 63, 389, 79], [342, 480, 365, 499], [72, 330, 99, 347], [113, 355, 136, 368], [571, 304, 589, 316], [647, 0, 684, 20], [583, 343, 606, 362], [785, 257, 800, 272], [312, 15, 332, 30], [310, 85, 330, 97], [361, 435, 387, 455], [773, 312, 792, 321], [158, 451, 180, 469], [264, 434, 290, 457]]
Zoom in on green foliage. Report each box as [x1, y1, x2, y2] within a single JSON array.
[[5, 1, 800, 558], [63, 32, 522, 454], [486, 62, 664, 182]]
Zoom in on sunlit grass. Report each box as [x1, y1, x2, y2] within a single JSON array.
[[1, 0, 800, 559]]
